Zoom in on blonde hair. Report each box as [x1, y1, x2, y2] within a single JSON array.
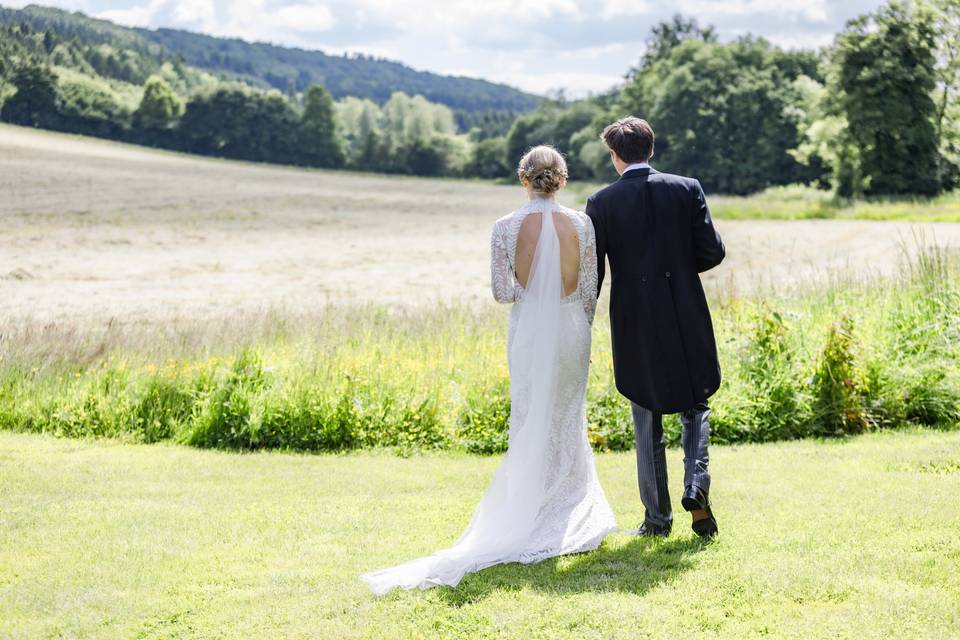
[[517, 145, 568, 195]]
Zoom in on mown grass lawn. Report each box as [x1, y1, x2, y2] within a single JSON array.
[[1, 428, 959, 639]]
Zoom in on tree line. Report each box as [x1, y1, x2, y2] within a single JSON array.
[[2, 0, 959, 195]]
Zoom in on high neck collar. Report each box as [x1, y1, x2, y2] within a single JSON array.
[[528, 194, 557, 205]]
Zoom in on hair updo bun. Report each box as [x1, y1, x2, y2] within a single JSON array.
[[517, 145, 568, 195]]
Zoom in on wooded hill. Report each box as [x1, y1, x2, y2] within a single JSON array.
[[0, 5, 539, 114]]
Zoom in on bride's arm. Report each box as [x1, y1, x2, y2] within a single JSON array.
[[585, 195, 606, 296], [580, 215, 599, 324], [490, 220, 520, 303]]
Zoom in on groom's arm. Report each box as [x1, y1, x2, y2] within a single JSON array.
[[689, 179, 725, 273], [585, 195, 606, 297]]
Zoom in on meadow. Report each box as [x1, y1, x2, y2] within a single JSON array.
[[5, 123, 960, 324], [2, 125, 960, 638]]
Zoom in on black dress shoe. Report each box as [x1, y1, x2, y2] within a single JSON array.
[[681, 485, 718, 539], [633, 522, 671, 537]]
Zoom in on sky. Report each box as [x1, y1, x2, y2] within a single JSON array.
[[4, 0, 889, 96]]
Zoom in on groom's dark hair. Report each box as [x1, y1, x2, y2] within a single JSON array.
[[601, 117, 655, 163]]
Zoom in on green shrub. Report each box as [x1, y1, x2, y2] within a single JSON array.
[[375, 395, 446, 454], [810, 316, 871, 436], [255, 385, 355, 451], [185, 349, 268, 449], [900, 367, 960, 426], [455, 379, 510, 454], [128, 376, 196, 443], [711, 304, 810, 443], [586, 383, 634, 452]]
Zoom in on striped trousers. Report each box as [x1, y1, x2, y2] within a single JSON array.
[[630, 401, 711, 531]]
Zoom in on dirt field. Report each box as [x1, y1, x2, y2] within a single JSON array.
[[3, 123, 960, 324]]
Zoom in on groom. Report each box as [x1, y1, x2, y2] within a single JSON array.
[[586, 117, 725, 539]]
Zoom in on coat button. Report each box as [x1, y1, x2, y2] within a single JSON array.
[[665, 271, 671, 278]]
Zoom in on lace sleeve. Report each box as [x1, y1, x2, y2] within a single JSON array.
[[491, 219, 520, 303], [579, 214, 598, 324]]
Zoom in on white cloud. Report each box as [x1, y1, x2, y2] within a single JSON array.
[[601, 0, 654, 18], [190, 0, 336, 45], [760, 30, 835, 50], [674, 0, 829, 23], [272, 2, 335, 31], [172, 0, 214, 24], [488, 67, 624, 97], [350, 0, 580, 31], [1, 0, 86, 8], [96, 0, 169, 27], [556, 42, 629, 61], [94, 0, 217, 29]]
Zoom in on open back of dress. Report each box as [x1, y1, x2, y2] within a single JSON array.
[[515, 211, 581, 298]]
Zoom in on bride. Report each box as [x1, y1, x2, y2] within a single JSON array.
[[360, 145, 618, 594]]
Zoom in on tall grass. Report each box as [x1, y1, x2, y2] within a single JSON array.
[[707, 185, 960, 221], [1, 246, 957, 454], [567, 183, 960, 222]]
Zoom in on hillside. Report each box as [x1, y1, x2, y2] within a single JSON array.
[[0, 4, 540, 113], [139, 27, 539, 112]]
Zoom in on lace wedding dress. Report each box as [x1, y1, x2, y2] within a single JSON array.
[[359, 196, 618, 595]]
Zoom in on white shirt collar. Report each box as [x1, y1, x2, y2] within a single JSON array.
[[623, 162, 651, 173]]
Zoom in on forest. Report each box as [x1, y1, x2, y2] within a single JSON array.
[[1, 1, 959, 196]]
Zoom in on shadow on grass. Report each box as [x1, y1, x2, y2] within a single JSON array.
[[436, 534, 710, 607]]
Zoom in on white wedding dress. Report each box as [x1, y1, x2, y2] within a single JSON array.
[[359, 196, 618, 595]]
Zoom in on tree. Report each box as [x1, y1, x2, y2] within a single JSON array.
[[377, 91, 462, 175], [504, 100, 602, 179], [0, 63, 60, 128], [637, 14, 716, 72], [405, 136, 449, 176], [42, 27, 56, 53], [788, 75, 846, 189], [381, 92, 456, 150], [569, 125, 618, 182], [470, 136, 510, 178], [505, 110, 546, 170], [133, 75, 182, 136], [834, 1, 941, 196], [178, 86, 300, 164], [56, 71, 131, 137], [620, 37, 817, 194], [299, 83, 345, 168], [930, 0, 960, 188], [791, 65, 866, 196], [335, 96, 385, 170], [457, 109, 516, 140]]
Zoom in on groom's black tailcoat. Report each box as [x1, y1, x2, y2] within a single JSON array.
[[586, 167, 725, 415]]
